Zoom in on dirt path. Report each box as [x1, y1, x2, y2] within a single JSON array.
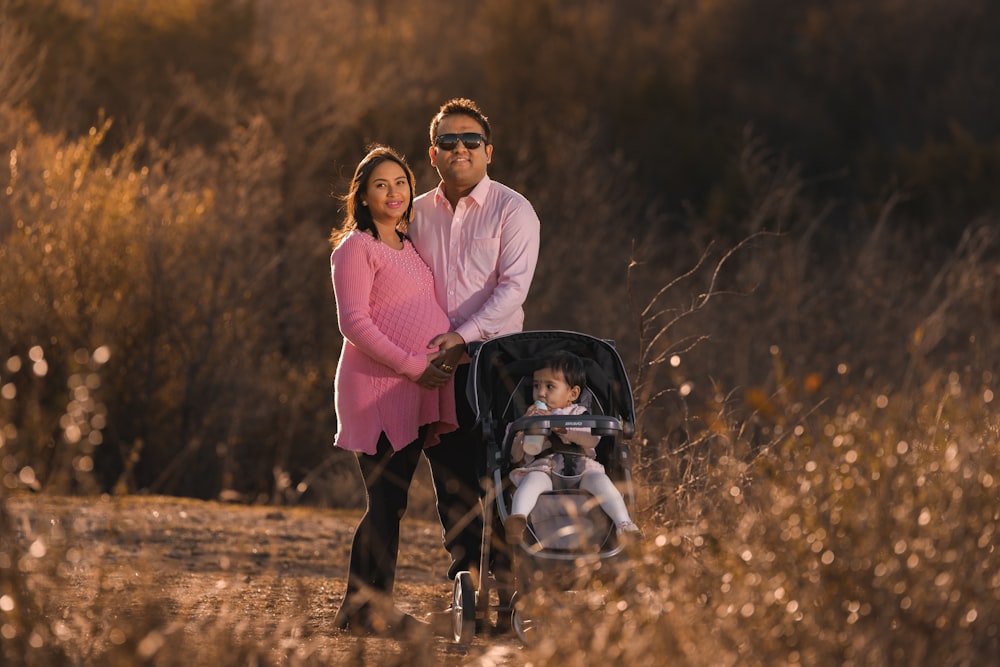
[[5, 493, 524, 666]]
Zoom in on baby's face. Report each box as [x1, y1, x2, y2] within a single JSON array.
[[532, 367, 581, 409]]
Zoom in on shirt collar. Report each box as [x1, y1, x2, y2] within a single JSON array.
[[432, 175, 492, 209]]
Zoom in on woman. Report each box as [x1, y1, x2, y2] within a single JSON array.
[[329, 145, 457, 637]]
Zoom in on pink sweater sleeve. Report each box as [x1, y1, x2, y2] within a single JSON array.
[[331, 238, 427, 381]]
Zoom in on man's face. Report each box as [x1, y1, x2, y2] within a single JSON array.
[[429, 114, 492, 193]]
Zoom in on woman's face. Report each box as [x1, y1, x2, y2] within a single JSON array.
[[363, 160, 411, 226]]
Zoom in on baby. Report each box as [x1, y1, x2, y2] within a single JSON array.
[[504, 350, 640, 544]]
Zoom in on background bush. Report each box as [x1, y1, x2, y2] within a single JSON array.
[[0, 0, 997, 505]]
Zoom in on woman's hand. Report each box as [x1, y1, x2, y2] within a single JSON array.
[[417, 358, 452, 388]]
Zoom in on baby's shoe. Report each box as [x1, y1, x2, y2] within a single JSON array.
[[616, 520, 642, 544], [504, 514, 528, 545]]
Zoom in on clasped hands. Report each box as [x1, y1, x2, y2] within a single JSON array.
[[417, 331, 466, 389]]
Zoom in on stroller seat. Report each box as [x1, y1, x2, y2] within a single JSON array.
[[526, 490, 614, 551]]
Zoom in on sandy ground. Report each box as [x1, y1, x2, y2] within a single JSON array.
[[5, 492, 524, 666]]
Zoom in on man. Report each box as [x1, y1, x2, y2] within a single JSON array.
[[409, 98, 540, 605]]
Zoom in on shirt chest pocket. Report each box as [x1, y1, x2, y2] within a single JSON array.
[[467, 237, 501, 275]]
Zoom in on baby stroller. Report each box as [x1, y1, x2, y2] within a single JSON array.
[[449, 330, 637, 645]]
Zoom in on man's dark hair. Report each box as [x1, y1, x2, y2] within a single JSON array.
[[429, 98, 492, 145]]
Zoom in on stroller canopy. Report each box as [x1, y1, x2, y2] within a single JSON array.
[[467, 330, 636, 439]]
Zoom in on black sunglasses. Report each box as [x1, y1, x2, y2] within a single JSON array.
[[434, 132, 486, 151]]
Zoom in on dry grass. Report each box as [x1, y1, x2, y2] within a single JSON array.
[[4, 370, 998, 666], [1, 493, 508, 666], [518, 380, 1000, 666]]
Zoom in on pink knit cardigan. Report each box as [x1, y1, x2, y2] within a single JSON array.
[[330, 231, 457, 454]]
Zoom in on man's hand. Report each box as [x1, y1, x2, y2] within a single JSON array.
[[416, 332, 466, 388], [427, 332, 467, 374]]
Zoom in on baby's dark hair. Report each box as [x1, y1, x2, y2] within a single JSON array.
[[542, 350, 587, 392]]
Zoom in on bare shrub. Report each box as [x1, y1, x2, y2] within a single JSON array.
[[0, 106, 342, 500]]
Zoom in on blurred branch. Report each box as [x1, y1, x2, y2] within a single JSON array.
[[0, 13, 42, 108], [628, 231, 775, 442]]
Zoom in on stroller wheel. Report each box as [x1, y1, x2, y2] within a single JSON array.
[[452, 571, 477, 644], [511, 592, 536, 645]]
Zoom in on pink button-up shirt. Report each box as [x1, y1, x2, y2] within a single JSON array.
[[410, 175, 540, 344]]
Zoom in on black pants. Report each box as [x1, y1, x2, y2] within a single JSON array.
[[423, 365, 511, 585], [336, 430, 424, 622]]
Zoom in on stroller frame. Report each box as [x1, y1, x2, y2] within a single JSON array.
[[448, 330, 637, 644]]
